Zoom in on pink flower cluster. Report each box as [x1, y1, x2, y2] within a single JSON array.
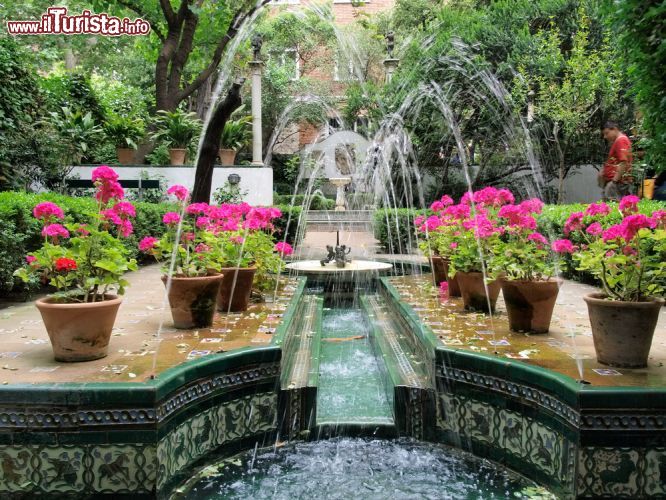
[[92, 166, 124, 204], [167, 184, 189, 201], [552, 195, 663, 255], [33, 202, 64, 222], [274, 241, 293, 257], [101, 200, 136, 238]]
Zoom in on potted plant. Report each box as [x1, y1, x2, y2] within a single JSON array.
[[415, 195, 461, 296], [204, 204, 283, 312], [104, 115, 145, 165], [554, 197, 666, 367], [151, 109, 202, 166], [494, 198, 561, 333], [448, 188, 514, 313], [219, 116, 252, 166], [139, 184, 224, 329], [14, 166, 137, 362]]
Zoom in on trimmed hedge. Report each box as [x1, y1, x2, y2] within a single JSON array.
[[0, 192, 176, 297], [0, 193, 303, 298], [373, 201, 666, 289]]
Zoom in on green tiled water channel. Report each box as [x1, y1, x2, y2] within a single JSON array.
[[316, 306, 394, 426]]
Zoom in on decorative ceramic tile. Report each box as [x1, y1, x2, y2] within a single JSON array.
[[578, 447, 641, 497]]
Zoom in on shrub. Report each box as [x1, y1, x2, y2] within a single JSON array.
[[374, 208, 426, 254], [0, 192, 176, 297]]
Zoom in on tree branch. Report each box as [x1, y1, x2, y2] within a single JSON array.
[[116, 0, 165, 41], [176, 0, 272, 103]]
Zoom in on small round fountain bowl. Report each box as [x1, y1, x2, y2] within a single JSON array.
[[286, 260, 392, 276]]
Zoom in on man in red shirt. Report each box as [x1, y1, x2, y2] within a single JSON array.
[[598, 121, 633, 200]]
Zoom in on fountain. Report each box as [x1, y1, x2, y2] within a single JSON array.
[[329, 176, 351, 211]]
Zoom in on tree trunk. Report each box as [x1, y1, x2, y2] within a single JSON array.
[[191, 80, 245, 203]]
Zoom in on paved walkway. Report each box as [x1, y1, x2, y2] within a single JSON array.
[[0, 265, 298, 384]]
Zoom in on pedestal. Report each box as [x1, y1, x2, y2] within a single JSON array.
[[330, 177, 351, 212]]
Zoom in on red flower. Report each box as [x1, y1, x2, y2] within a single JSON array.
[[54, 258, 77, 272]]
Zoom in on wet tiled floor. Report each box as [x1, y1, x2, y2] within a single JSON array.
[[388, 275, 666, 387], [0, 265, 299, 384]]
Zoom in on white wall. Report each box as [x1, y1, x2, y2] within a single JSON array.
[[69, 166, 274, 206]]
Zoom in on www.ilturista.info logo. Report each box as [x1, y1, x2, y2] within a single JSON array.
[[6, 7, 151, 36]]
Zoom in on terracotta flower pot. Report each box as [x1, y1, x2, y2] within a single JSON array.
[[35, 295, 122, 362], [168, 148, 187, 166], [455, 271, 502, 313], [430, 255, 448, 285], [583, 293, 664, 368], [217, 267, 256, 312], [431, 256, 461, 297], [501, 279, 561, 333], [116, 147, 135, 165], [218, 148, 237, 166], [447, 273, 462, 297], [162, 274, 223, 329]]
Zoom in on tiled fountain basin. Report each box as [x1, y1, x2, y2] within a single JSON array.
[[381, 276, 666, 498]]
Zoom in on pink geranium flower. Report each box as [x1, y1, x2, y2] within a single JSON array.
[[91, 166, 119, 183], [118, 220, 133, 238], [26, 255, 37, 264], [186, 203, 209, 215], [552, 239, 574, 254], [163, 212, 181, 225], [585, 202, 610, 217], [585, 222, 603, 236], [33, 202, 64, 221], [564, 212, 584, 235], [167, 184, 189, 201], [618, 195, 640, 214], [112, 201, 136, 218], [527, 232, 548, 246], [42, 223, 70, 239], [139, 236, 158, 252], [275, 241, 293, 256]]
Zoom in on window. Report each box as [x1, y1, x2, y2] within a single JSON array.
[[269, 48, 300, 81], [328, 117, 342, 136]]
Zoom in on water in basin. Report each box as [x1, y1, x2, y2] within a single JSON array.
[[173, 438, 552, 499]]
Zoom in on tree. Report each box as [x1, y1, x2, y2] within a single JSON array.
[[606, 1, 666, 171], [97, 0, 272, 111], [191, 80, 244, 203], [513, 8, 621, 202]]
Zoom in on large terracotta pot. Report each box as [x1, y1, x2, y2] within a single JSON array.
[[431, 256, 461, 297], [218, 148, 237, 166], [455, 271, 502, 313], [217, 267, 256, 312], [583, 293, 664, 368], [116, 147, 135, 165], [168, 148, 187, 166], [162, 274, 223, 329], [501, 279, 561, 333], [35, 295, 122, 362]]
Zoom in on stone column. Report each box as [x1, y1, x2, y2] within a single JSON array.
[[383, 58, 399, 84], [250, 60, 264, 166]]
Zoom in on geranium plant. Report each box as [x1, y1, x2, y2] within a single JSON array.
[[206, 204, 283, 290], [553, 196, 666, 301], [414, 195, 457, 258], [493, 198, 556, 281], [139, 185, 222, 276], [14, 166, 138, 302], [446, 187, 515, 278]]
